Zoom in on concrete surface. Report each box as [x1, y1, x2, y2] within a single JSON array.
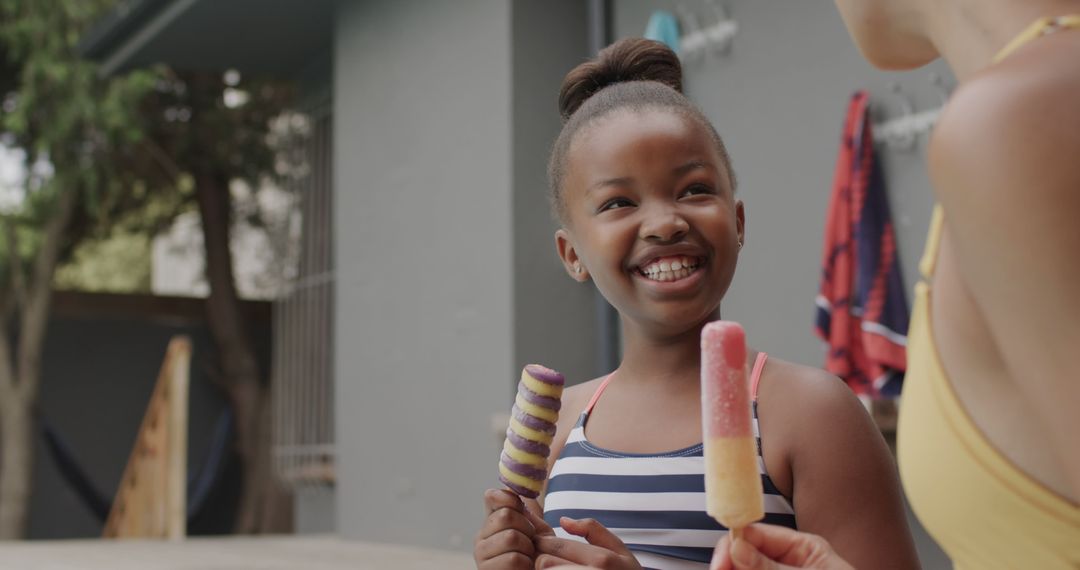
[[0, 536, 474, 569]]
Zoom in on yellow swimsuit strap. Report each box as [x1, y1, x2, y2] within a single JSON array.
[[995, 15, 1080, 63]]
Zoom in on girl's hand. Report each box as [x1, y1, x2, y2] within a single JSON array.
[[474, 489, 543, 569], [534, 517, 643, 569], [710, 524, 855, 570]]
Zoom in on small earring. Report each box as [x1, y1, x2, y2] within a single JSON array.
[[575, 265, 583, 274], [738, 240, 743, 248]]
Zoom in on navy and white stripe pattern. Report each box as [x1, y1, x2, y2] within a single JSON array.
[[543, 402, 796, 570]]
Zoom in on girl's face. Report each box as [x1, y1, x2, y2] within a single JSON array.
[[555, 108, 744, 338]]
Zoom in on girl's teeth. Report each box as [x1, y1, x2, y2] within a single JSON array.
[[637, 257, 702, 281], [642, 265, 696, 282]]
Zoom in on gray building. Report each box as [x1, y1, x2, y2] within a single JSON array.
[[81, 0, 599, 550], [82, 1, 950, 567]]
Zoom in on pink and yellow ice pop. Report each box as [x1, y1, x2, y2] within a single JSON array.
[[701, 321, 764, 535]]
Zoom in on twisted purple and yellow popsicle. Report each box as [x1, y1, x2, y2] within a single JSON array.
[[498, 364, 565, 499]]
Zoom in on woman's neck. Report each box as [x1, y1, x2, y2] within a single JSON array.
[[924, 0, 1080, 80]]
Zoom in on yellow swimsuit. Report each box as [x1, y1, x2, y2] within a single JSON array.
[[897, 16, 1080, 570]]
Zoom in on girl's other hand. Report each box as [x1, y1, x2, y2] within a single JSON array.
[[535, 517, 643, 569], [710, 524, 855, 570]]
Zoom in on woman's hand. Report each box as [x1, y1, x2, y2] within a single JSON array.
[[534, 517, 643, 569], [710, 524, 855, 570]]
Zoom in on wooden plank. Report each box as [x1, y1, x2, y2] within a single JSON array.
[[102, 337, 190, 540], [166, 339, 188, 541]]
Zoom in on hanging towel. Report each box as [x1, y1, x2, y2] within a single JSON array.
[[815, 91, 909, 398], [644, 10, 681, 54]]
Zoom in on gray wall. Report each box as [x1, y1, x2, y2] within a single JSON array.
[[613, 2, 951, 568], [512, 1, 597, 384], [332, 0, 595, 551], [294, 487, 336, 534], [614, 0, 949, 367]]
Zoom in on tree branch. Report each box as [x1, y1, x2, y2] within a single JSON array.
[[0, 274, 11, 323], [0, 279, 14, 401], [0, 219, 19, 401], [141, 138, 184, 183], [16, 187, 79, 401], [2, 217, 28, 312]]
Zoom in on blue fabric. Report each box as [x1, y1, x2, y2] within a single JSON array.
[[644, 10, 681, 54], [187, 408, 232, 519], [38, 407, 233, 525], [41, 418, 112, 521]]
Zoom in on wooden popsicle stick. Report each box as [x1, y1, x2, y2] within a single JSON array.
[[730, 527, 744, 542]]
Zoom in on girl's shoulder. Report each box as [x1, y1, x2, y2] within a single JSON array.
[[755, 355, 873, 445], [756, 355, 851, 405], [564, 375, 606, 399], [561, 375, 606, 417], [750, 355, 877, 500], [537, 375, 608, 509], [548, 376, 607, 458]]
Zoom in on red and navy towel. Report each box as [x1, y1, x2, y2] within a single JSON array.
[[815, 91, 909, 398]]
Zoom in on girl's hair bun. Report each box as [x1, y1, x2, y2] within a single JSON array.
[[558, 38, 683, 121]]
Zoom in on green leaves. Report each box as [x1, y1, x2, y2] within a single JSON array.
[[0, 0, 297, 293], [0, 0, 150, 290], [0, 0, 154, 195]]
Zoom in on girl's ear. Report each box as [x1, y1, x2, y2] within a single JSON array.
[[735, 200, 746, 249], [555, 228, 590, 282]]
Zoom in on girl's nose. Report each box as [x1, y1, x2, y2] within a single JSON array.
[[640, 206, 689, 243]]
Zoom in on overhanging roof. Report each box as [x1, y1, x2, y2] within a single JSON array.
[[79, 0, 334, 78]]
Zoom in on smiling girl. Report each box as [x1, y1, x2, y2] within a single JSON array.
[[473, 38, 918, 570]]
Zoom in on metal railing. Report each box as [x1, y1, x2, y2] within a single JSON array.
[[270, 98, 335, 490]]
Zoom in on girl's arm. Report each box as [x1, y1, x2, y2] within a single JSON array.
[[761, 363, 920, 570]]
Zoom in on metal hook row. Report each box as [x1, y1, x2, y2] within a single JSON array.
[[873, 73, 952, 151]]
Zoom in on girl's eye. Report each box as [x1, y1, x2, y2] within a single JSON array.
[[681, 184, 714, 198], [599, 198, 634, 212]]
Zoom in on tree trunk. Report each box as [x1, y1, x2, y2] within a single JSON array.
[[194, 169, 291, 534], [240, 386, 292, 533], [0, 396, 31, 540], [0, 188, 78, 540]]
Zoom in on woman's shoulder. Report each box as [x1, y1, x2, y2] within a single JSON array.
[[930, 35, 1080, 193], [946, 29, 1080, 115]]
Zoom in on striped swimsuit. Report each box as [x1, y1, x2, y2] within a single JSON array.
[[543, 353, 796, 570]]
